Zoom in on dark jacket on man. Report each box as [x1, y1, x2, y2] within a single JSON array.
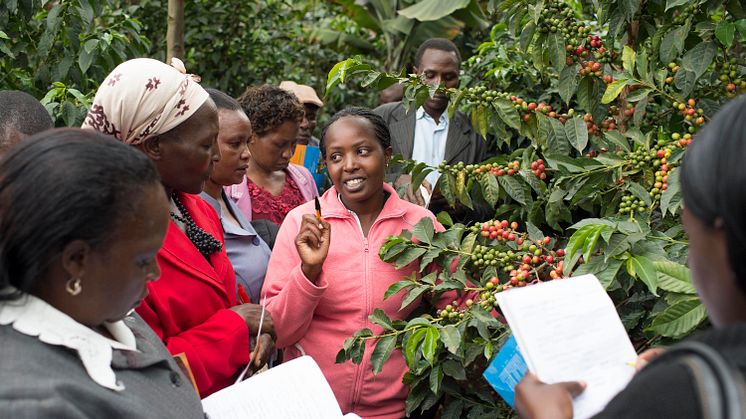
[[374, 101, 488, 165]]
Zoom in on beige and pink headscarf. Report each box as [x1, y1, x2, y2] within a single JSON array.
[[81, 58, 209, 145]]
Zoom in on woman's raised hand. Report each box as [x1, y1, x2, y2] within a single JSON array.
[[295, 214, 331, 283]]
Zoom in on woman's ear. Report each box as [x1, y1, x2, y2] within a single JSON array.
[[60, 240, 91, 280], [384, 147, 393, 166], [138, 136, 163, 161]]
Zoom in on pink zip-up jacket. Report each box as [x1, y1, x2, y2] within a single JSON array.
[[264, 183, 443, 419], [225, 163, 318, 221]]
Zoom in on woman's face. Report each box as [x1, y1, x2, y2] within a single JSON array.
[[152, 100, 220, 194], [249, 120, 298, 173], [210, 109, 251, 186], [324, 116, 391, 207], [79, 183, 170, 325], [682, 207, 742, 326]]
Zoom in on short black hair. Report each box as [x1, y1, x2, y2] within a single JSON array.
[[680, 96, 746, 293], [206, 88, 243, 112], [0, 128, 161, 301], [414, 38, 462, 68], [237, 85, 303, 136], [0, 90, 54, 149], [319, 107, 391, 159]]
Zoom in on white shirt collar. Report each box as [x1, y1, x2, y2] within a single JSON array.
[[416, 106, 449, 126], [0, 290, 138, 391]]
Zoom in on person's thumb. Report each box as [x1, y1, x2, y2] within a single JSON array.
[[558, 380, 587, 397]]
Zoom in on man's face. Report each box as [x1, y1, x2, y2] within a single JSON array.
[[297, 103, 319, 145], [414, 48, 460, 115]]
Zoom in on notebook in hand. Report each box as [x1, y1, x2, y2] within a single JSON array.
[[202, 356, 360, 419], [495, 274, 637, 419]]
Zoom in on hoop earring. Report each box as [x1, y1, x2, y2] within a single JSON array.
[[65, 277, 82, 296]]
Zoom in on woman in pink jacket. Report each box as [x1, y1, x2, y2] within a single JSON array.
[[263, 107, 442, 418]]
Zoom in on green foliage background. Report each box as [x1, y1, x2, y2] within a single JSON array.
[[0, 0, 488, 127]]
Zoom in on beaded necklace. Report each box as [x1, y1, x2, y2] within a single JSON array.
[[169, 193, 222, 258]]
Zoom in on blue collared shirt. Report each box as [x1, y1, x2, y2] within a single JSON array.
[[412, 106, 449, 187], [200, 191, 271, 303]]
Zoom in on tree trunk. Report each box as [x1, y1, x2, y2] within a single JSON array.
[[166, 0, 185, 62]]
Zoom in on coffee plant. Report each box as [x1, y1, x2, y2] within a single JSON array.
[[329, 0, 746, 417]]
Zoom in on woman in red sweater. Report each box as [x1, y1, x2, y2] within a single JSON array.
[[82, 58, 274, 397]]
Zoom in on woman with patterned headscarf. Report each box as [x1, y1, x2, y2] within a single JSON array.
[[83, 58, 274, 397]]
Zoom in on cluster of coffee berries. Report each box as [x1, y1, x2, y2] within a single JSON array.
[[671, 132, 693, 147], [461, 85, 511, 106], [663, 62, 681, 85], [502, 240, 566, 286], [673, 99, 705, 126], [578, 60, 603, 77], [650, 158, 672, 201], [586, 34, 603, 49], [622, 103, 636, 118], [537, 0, 576, 35], [438, 161, 464, 177], [439, 302, 468, 322], [583, 113, 600, 135], [530, 159, 547, 179], [477, 220, 523, 244], [625, 146, 658, 169], [618, 195, 646, 216], [566, 34, 611, 65], [718, 59, 745, 96], [509, 96, 559, 121], [467, 220, 569, 290], [472, 160, 522, 177], [469, 244, 515, 270], [672, 3, 700, 25], [599, 116, 616, 131]]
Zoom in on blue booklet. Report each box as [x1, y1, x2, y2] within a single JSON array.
[[482, 335, 528, 407]]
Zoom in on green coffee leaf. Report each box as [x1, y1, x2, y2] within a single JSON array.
[[655, 261, 696, 294], [370, 335, 397, 375], [622, 45, 636, 74], [601, 78, 630, 104], [716, 21, 736, 47], [422, 327, 440, 365], [412, 217, 435, 245], [565, 116, 589, 152], [369, 308, 395, 331], [440, 325, 461, 354], [648, 298, 706, 337], [627, 255, 658, 295]]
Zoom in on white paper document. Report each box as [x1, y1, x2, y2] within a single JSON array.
[[202, 356, 361, 419], [496, 274, 637, 419]]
